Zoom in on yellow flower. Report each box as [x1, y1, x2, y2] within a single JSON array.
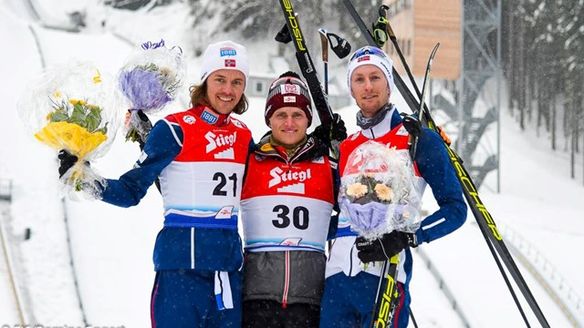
[[34, 121, 107, 158], [374, 183, 394, 202], [347, 183, 368, 198], [53, 90, 62, 99], [69, 98, 86, 106], [92, 69, 102, 84]]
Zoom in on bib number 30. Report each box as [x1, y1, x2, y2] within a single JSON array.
[[272, 205, 309, 230]]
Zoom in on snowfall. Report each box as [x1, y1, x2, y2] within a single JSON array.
[[0, 1, 583, 327]]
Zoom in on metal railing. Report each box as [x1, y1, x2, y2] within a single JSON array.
[[413, 247, 473, 327], [499, 223, 584, 328], [0, 180, 26, 325]]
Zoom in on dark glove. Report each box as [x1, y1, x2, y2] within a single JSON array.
[[57, 150, 79, 178], [355, 231, 417, 263], [312, 114, 347, 145], [331, 113, 347, 142], [401, 113, 422, 137]]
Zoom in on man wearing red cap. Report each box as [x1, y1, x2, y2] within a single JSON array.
[[240, 71, 346, 327]]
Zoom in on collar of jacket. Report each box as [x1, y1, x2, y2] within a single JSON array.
[[360, 104, 403, 139], [254, 133, 316, 164]]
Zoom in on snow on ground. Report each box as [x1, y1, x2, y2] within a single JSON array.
[[1, 1, 583, 327]]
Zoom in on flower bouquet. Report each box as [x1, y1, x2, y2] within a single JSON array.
[[339, 141, 423, 239], [18, 61, 121, 197], [118, 39, 185, 144]]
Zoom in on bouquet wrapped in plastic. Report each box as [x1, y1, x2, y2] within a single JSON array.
[[339, 141, 423, 240], [118, 39, 185, 144], [18, 61, 121, 198]]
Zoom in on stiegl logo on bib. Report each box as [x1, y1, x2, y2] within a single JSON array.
[[205, 131, 237, 159], [268, 167, 312, 194]]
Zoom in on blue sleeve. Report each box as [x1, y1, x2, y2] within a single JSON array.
[[100, 119, 183, 207], [413, 128, 467, 244]]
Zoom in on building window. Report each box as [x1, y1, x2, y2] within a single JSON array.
[[256, 82, 263, 93]]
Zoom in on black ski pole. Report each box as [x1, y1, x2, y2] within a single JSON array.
[[276, 0, 343, 158]]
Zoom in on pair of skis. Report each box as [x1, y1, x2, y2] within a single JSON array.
[[340, 0, 550, 327]]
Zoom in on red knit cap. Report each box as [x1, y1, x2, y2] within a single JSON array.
[[264, 71, 313, 126]]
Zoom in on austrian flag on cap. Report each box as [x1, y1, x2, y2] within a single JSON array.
[[283, 84, 301, 94]]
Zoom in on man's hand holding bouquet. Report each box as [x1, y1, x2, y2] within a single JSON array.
[[118, 39, 185, 147], [18, 62, 121, 198], [339, 141, 423, 262]]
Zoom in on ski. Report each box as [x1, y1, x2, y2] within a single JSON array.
[[276, 0, 333, 129], [341, 0, 550, 326], [406, 43, 440, 160], [371, 254, 400, 328]]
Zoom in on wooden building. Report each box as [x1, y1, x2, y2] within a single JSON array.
[[383, 0, 461, 80]]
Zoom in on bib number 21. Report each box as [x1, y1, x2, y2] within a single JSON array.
[[272, 205, 309, 230], [212, 172, 237, 197]]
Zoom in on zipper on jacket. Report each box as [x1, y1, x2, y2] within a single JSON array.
[[282, 250, 290, 308]]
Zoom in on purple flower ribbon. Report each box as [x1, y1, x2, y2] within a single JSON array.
[[341, 198, 388, 233], [141, 39, 165, 50]]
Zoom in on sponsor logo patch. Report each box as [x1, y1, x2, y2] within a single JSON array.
[[205, 131, 237, 159], [283, 96, 296, 103], [269, 167, 312, 194], [183, 115, 196, 125], [216, 206, 234, 219], [201, 109, 218, 124], [220, 48, 237, 57]]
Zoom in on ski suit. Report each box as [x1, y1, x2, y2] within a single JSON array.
[[100, 105, 253, 327], [240, 134, 338, 327], [319, 107, 467, 328]]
